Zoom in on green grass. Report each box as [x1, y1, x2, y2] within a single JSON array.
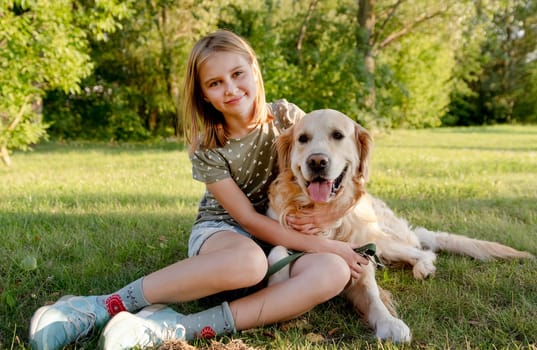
[[1, 125, 536, 349]]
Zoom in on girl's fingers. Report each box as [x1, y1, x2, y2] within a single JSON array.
[[287, 215, 326, 234], [349, 254, 370, 279]]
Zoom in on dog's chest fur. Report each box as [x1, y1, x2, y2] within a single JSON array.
[[268, 171, 376, 245]]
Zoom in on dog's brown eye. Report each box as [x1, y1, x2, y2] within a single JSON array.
[[332, 130, 344, 140], [298, 134, 309, 143]]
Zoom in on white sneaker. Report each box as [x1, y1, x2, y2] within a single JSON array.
[[99, 304, 185, 349], [30, 295, 110, 350]]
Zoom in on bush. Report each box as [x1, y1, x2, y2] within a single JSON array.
[[44, 84, 150, 141]]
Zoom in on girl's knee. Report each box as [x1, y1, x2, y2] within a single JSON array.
[[318, 253, 351, 288], [241, 244, 268, 277], [294, 253, 351, 295], [229, 243, 268, 286], [203, 233, 268, 287]]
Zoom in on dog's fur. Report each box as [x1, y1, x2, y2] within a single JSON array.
[[266, 109, 533, 343]]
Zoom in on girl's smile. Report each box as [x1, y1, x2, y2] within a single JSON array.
[[225, 94, 244, 105]]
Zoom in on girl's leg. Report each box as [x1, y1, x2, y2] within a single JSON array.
[[99, 251, 351, 349], [143, 231, 268, 303], [230, 252, 351, 329], [29, 232, 266, 350]]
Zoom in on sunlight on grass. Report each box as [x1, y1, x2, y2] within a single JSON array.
[[1, 127, 536, 349]]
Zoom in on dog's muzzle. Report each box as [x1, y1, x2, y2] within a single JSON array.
[[305, 153, 348, 203]]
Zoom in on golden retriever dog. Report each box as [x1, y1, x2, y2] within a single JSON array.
[[266, 109, 533, 343]]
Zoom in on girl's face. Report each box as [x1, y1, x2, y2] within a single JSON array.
[[199, 51, 257, 122]]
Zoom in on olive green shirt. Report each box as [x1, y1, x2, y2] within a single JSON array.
[[190, 99, 305, 226]]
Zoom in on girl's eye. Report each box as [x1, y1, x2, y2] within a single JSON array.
[[208, 81, 220, 88], [233, 71, 243, 78]]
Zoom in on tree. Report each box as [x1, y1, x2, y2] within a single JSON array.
[[44, 0, 226, 141], [379, 34, 456, 128], [356, 0, 460, 119], [477, 0, 537, 123], [445, 0, 537, 125], [216, 0, 466, 128], [218, 1, 370, 122], [442, 1, 489, 126], [0, 0, 133, 166]]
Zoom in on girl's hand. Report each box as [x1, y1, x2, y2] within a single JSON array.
[[319, 239, 370, 279], [286, 214, 324, 235], [286, 207, 346, 235]]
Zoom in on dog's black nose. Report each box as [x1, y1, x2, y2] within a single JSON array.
[[307, 153, 329, 173]]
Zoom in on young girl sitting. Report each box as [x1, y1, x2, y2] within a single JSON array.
[[29, 29, 369, 350]]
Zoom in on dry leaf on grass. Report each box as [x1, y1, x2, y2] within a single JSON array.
[[305, 332, 324, 343], [278, 318, 311, 331], [159, 340, 197, 350], [159, 339, 260, 350]]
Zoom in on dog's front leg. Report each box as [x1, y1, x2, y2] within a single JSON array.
[[376, 238, 437, 279], [267, 245, 291, 285], [343, 263, 411, 343]]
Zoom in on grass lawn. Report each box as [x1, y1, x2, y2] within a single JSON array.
[[1, 125, 536, 349]]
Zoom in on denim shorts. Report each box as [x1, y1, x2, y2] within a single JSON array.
[[188, 220, 253, 257]]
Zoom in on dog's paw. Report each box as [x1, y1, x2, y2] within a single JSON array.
[[375, 317, 411, 343], [412, 250, 437, 279]]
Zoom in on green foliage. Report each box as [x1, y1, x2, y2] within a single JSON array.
[[379, 34, 455, 128], [443, 2, 488, 126], [513, 61, 537, 123], [44, 0, 224, 140], [73, 0, 134, 40], [4, 0, 536, 154], [0, 0, 135, 164], [447, 0, 537, 125], [219, 1, 372, 124], [0, 0, 89, 160], [45, 84, 150, 141]]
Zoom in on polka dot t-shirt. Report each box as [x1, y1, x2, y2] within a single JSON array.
[[190, 99, 305, 226]]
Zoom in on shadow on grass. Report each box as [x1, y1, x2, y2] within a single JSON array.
[[0, 206, 195, 348], [3, 191, 202, 209], [23, 140, 188, 155], [1, 194, 536, 349]]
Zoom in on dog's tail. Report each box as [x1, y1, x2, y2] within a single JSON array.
[[414, 227, 533, 260]]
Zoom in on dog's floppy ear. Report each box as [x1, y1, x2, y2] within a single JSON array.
[[275, 126, 294, 173], [354, 122, 372, 184]]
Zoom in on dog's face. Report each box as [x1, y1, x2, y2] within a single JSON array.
[[276, 109, 372, 203]]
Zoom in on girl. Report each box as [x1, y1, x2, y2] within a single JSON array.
[[29, 29, 369, 350]]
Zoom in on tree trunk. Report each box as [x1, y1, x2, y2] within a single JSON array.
[[297, 0, 319, 66], [1, 145, 11, 167], [156, 4, 181, 137], [357, 0, 376, 110]]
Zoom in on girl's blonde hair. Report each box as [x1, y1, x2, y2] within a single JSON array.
[[182, 30, 269, 152]]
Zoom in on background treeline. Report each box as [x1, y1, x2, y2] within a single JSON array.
[[1, 0, 537, 164]]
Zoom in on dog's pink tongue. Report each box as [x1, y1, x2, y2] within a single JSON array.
[[307, 181, 332, 202]]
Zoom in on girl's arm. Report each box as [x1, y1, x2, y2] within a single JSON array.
[[206, 178, 368, 278]]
